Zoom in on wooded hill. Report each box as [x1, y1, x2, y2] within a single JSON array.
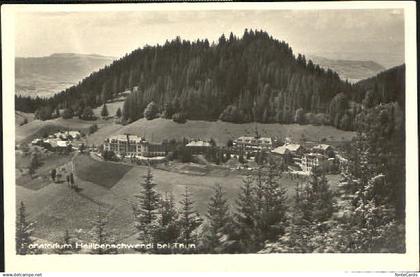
[[15, 30, 405, 131]]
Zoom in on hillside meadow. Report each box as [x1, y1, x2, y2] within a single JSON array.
[[16, 153, 341, 245]]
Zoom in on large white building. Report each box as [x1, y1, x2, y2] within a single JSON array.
[[103, 134, 166, 158], [233, 136, 274, 152]]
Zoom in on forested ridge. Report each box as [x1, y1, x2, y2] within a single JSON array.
[[15, 30, 405, 131]]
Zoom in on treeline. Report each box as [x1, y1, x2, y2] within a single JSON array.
[[17, 29, 357, 126], [17, 102, 405, 254], [15, 31, 405, 132], [325, 64, 405, 131]]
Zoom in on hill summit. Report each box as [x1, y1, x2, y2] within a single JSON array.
[[15, 29, 405, 131]]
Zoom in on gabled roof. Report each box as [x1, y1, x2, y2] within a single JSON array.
[[285, 144, 302, 152], [313, 144, 332, 151], [271, 146, 290, 155], [272, 144, 302, 154]]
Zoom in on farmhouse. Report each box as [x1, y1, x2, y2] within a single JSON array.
[[103, 134, 166, 158], [186, 140, 212, 154]]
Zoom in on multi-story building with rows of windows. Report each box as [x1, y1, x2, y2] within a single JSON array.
[[103, 134, 166, 158]]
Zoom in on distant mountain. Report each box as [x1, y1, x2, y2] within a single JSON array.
[[15, 53, 115, 98], [309, 55, 386, 83]]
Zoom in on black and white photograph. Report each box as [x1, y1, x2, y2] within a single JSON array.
[[2, 1, 419, 272]]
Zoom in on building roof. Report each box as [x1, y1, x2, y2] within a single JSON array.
[[304, 152, 326, 158], [31, 138, 42, 144], [284, 144, 302, 152], [235, 136, 272, 144], [68, 131, 81, 137], [313, 144, 332, 151], [107, 134, 143, 143], [257, 137, 272, 144], [186, 141, 212, 147], [56, 140, 70, 147], [271, 146, 290, 155], [272, 144, 302, 155]]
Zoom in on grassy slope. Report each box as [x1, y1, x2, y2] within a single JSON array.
[[118, 118, 356, 145], [15, 117, 105, 144], [92, 99, 124, 118], [16, 151, 73, 190], [16, 154, 341, 244], [16, 115, 356, 146], [15, 111, 35, 126], [74, 154, 132, 189]]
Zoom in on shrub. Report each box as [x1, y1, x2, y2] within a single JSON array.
[[89, 124, 98, 134], [80, 106, 96, 121], [219, 105, 243, 123], [62, 108, 74, 119], [144, 101, 159, 120], [172, 112, 187, 123], [102, 150, 118, 161]]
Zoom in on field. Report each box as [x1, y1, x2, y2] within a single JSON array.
[[16, 115, 356, 147], [85, 118, 356, 146], [74, 154, 132, 189], [92, 99, 125, 118], [15, 111, 35, 126], [16, 154, 341, 247], [16, 149, 73, 190], [15, 115, 353, 246], [15, 117, 97, 145]]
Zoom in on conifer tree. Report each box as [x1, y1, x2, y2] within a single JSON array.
[[101, 103, 109, 118], [201, 184, 233, 253], [54, 229, 80, 254], [29, 153, 40, 178], [133, 167, 160, 240], [16, 201, 39, 255], [178, 186, 202, 246], [90, 212, 118, 254], [234, 174, 259, 252], [150, 192, 180, 248], [115, 107, 122, 118]]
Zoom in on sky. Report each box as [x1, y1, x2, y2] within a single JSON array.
[[15, 9, 405, 68]]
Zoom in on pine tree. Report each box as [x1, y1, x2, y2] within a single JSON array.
[[54, 229, 80, 254], [115, 107, 122, 118], [178, 186, 202, 247], [149, 192, 180, 252], [16, 201, 39, 255], [234, 174, 258, 252], [101, 103, 109, 118], [294, 169, 335, 225], [258, 163, 288, 240], [133, 167, 161, 240], [51, 168, 56, 182], [29, 153, 39, 178], [90, 212, 118, 254], [202, 184, 233, 253]]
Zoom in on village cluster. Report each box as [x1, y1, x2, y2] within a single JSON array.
[[100, 133, 345, 175], [28, 125, 346, 175], [31, 130, 84, 152]]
